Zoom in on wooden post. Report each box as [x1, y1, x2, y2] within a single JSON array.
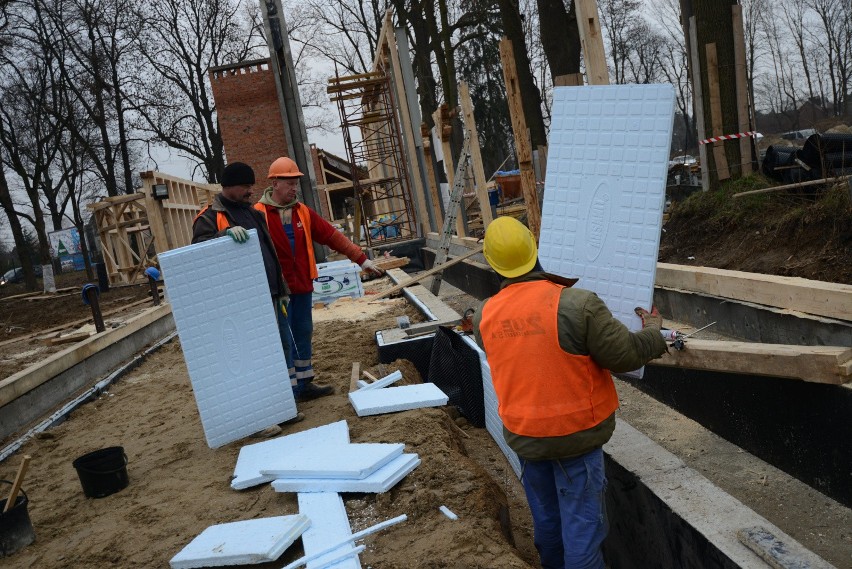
[[433, 107, 466, 238], [459, 82, 493, 229], [499, 38, 541, 240], [421, 123, 444, 228], [688, 17, 710, 191], [731, 5, 753, 175], [705, 43, 731, 181], [573, 0, 609, 85], [141, 174, 172, 253]]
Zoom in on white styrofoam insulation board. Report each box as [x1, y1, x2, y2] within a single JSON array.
[[232, 420, 350, 490], [259, 443, 405, 479], [462, 335, 522, 478], [298, 492, 361, 569], [348, 383, 449, 417], [271, 453, 420, 493], [538, 84, 675, 379], [357, 370, 403, 390], [159, 230, 297, 448], [169, 514, 310, 569]]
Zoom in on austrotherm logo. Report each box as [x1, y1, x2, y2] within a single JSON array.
[[490, 314, 546, 339], [221, 317, 243, 375], [585, 182, 611, 261]]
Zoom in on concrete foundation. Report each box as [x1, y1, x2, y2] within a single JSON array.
[[0, 308, 175, 442]]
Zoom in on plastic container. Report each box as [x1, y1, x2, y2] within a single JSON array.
[[312, 260, 364, 304], [72, 447, 129, 499], [0, 481, 35, 557]]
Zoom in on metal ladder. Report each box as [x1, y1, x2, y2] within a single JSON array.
[[430, 132, 471, 296]]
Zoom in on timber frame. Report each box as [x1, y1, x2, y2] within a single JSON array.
[[89, 171, 220, 285]]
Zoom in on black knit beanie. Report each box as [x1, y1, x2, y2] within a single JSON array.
[[221, 162, 255, 187]]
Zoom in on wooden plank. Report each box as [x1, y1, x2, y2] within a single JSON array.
[[371, 247, 483, 300], [47, 332, 92, 346], [459, 82, 493, 229], [499, 38, 541, 240], [688, 17, 710, 191], [348, 362, 361, 393], [421, 125, 444, 229], [650, 339, 851, 384], [655, 263, 852, 322], [731, 5, 752, 175], [360, 257, 409, 279], [574, 0, 609, 85], [87, 193, 145, 211], [384, 268, 462, 324], [705, 43, 730, 181], [732, 175, 851, 198]]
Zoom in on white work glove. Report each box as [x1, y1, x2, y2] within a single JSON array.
[[360, 258, 384, 276], [226, 226, 249, 244]]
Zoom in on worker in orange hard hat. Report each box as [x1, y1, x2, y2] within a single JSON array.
[[473, 216, 667, 569], [255, 156, 384, 402]]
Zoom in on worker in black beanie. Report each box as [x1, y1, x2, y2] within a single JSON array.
[[191, 162, 305, 430]]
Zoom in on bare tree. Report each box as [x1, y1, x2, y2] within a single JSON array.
[[599, 0, 641, 84], [133, 0, 265, 183]]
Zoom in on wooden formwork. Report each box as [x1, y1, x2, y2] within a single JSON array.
[[89, 171, 220, 285]]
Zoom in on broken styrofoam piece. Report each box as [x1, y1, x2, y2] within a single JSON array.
[[307, 546, 365, 569], [439, 506, 458, 520], [538, 85, 675, 380], [280, 516, 406, 569], [260, 443, 405, 480], [232, 420, 350, 490], [158, 231, 298, 448], [348, 383, 448, 417], [357, 370, 402, 390], [169, 514, 310, 569], [298, 493, 360, 569], [355, 380, 369, 389], [271, 453, 420, 493]]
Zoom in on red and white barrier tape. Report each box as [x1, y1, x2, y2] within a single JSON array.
[[699, 131, 761, 145]]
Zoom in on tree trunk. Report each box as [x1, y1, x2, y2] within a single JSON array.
[[496, 0, 547, 148], [536, 0, 581, 80], [0, 164, 37, 290], [392, 0, 439, 129], [692, 0, 744, 187]]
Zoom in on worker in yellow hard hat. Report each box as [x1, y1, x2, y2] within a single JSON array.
[[254, 156, 384, 402], [473, 216, 666, 569]]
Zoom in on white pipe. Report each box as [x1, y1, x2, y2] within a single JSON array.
[[439, 505, 458, 520]]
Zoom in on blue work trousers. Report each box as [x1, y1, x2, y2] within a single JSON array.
[[520, 448, 608, 569], [286, 292, 315, 394], [273, 297, 297, 389]]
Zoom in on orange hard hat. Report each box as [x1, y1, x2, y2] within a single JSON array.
[[268, 156, 304, 179]]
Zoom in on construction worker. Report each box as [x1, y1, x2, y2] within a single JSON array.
[[255, 156, 384, 402], [191, 162, 301, 417], [472, 216, 667, 569]]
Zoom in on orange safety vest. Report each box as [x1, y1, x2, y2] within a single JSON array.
[[479, 280, 619, 438], [254, 202, 318, 279], [194, 206, 230, 231]]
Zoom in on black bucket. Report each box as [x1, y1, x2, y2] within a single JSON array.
[[72, 447, 129, 498], [0, 480, 35, 557]]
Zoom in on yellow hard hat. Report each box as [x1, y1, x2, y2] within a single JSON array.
[[483, 217, 538, 278], [268, 156, 304, 179]]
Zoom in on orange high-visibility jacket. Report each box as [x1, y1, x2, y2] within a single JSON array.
[[194, 207, 230, 231], [254, 203, 317, 279], [479, 280, 619, 438]]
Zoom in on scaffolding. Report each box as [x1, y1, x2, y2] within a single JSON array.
[[327, 69, 418, 250]]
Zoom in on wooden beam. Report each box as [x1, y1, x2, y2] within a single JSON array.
[[433, 106, 466, 238], [554, 73, 584, 87], [705, 43, 730, 181], [421, 124, 444, 229], [459, 82, 493, 229], [731, 5, 752, 175], [655, 263, 852, 322], [370, 247, 483, 300], [499, 38, 541, 240], [732, 175, 851, 198], [649, 339, 851, 385], [573, 0, 609, 85], [688, 17, 710, 191], [348, 362, 361, 393]]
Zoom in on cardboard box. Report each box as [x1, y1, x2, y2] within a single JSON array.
[[312, 260, 364, 303]]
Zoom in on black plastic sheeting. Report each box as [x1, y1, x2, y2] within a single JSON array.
[[763, 132, 852, 183], [427, 327, 485, 427]]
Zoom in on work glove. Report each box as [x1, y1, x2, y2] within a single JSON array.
[[634, 306, 663, 330], [278, 297, 288, 317], [360, 258, 384, 276], [226, 226, 249, 244]]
